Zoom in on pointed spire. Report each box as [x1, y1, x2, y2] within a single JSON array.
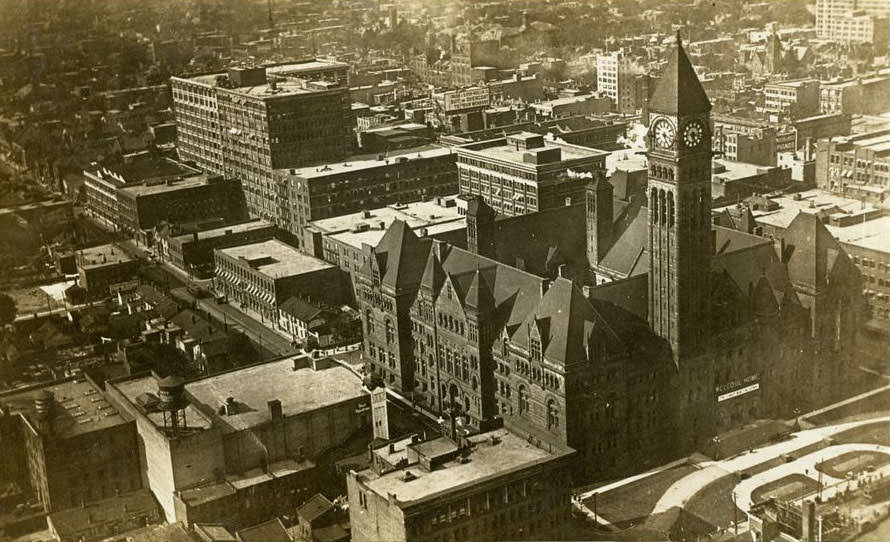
[[649, 33, 712, 116]]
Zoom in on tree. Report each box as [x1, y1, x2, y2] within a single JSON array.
[[0, 293, 16, 326]]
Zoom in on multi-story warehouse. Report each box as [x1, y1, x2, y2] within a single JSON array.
[[815, 130, 890, 206], [171, 60, 355, 231], [348, 429, 575, 542], [455, 132, 607, 217], [763, 79, 821, 120], [0, 377, 141, 513], [276, 146, 458, 242], [815, 0, 889, 51], [820, 70, 890, 115], [83, 155, 199, 230], [115, 174, 248, 235], [76, 243, 141, 300], [106, 358, 368, 529]]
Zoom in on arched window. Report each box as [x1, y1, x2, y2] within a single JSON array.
[[547, 399, 559, 429], [365, 310, 374, 333], [385, 319, 394, 344], [518, 386, 529, 415]]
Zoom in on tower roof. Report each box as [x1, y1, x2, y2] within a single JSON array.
[[649, 34, 712, 116]]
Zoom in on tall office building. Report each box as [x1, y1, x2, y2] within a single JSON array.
[[815, 0, 890, 50], [171, 60, 354, 232], [596, 49, 649, 114]]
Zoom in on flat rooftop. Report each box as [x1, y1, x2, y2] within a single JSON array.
[[460, 137, 606, 167], [0, 378, 126, 438], [358, 429, 572, 506], [277, 145, 453, 180], [716, 189, 890, 252], [308, 196, 465, 250], [606, 148, 648, 174], [172, 219, 275, 243], [118, 173, 226, 197], [712, 159, 778, 182], [78, 243, 133, 269], [217, 239, 333, 278], [184, 357, 364, 433], [90, 157, 199, 185]]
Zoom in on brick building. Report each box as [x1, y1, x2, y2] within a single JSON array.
[[105, 358, 369, 529], [76, 244, 140, 300], [348, 429, 575, 542], [820, 70, 890, 115], [158, 219, 277, 278], [213, 240, 348, 322], [276, 146, 458, 244], [455, 132, 607, 217], [115, 174, 247, 236], [815, 130, 890, 207], [763, 79, 821, 120], [0, 377, 141, 513]]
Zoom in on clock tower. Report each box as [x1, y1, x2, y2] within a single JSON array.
[[647, 33, 713, 363]]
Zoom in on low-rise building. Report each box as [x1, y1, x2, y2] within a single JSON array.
[[711, 159, 793, 202], [455, 132, 607, 216], [76, 243, 140, 300], [105, 358, 369, 529], [213, 240, 347, 322], [0, 377, 141, 513], [159, 220, 277, 278], [529, 94, 612, 118], [46, 489, 162, 542], [347, 429, 575, 542], [815, 130, 890, 207]]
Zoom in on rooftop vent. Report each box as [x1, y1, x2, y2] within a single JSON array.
[[403, 470, 417, 481]]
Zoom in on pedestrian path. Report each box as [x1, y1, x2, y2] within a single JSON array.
[[803, 383, 890, 420]]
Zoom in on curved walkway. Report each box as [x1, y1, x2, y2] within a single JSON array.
[[732, 443, 890, 512], [647, 416, 890, 517]]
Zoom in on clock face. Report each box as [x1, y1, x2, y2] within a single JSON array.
[[683, 120, 704, 149], [653, 119, 675, 148]]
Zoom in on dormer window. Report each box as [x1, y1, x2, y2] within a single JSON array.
[[530, 338, 542, 362]]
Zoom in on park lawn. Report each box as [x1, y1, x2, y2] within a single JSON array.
[[832, 420, 890, 447], [817, 450, 890, 479], [584, 464, 697, 529], [751, 473, 820, 504]]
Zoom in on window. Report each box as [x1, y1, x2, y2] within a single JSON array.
[[385, 319, 395, 344], [519, 386, 529, 415], [547, 399, 559, 429], [530, 338, 542, 362]]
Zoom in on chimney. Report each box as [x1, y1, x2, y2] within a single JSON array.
[[268, 399, 282, 420], [557, 264, 567, 278]]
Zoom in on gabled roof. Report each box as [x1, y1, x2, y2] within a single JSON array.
[[364, 220, 431, 292], [781, 212, 855, 291], [463, 268, 494, 312], [419, 244, 447, 294], [236, 518, 290, 542], [279, 297, 326, 322], [297, 493, 335, 523], [512, 278, 620, 367], [649, 35, 712, 116]]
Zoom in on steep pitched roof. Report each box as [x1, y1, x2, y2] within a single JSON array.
[[649, 35, 712, 116], [463, 268, 494, 312], [419, 244, 447, 294], [781, 212, 852, 291], [512, 278, 619, 366], [364, 220, 431, 292]]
